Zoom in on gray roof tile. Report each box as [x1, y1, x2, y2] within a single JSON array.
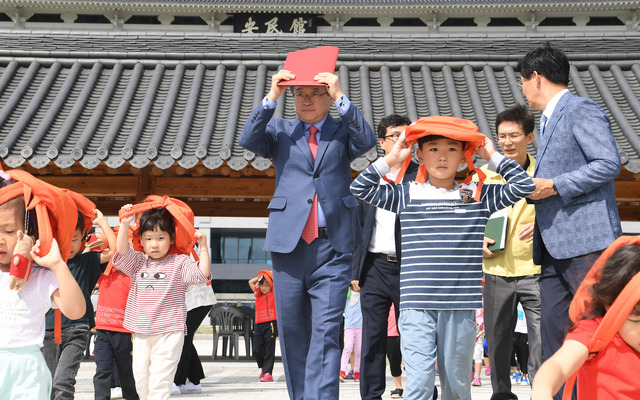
[[0, 31, 639, 173]]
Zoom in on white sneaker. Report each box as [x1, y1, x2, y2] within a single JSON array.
[[180, 379, 202, 394], [110, 387, 123, 399], [171, 383, 181, 395]]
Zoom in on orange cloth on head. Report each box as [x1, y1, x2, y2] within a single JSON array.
[[118, 195, 199, 261], [395, 116, 488, 201]]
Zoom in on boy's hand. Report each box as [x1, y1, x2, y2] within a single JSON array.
[[92, 209, 105, 225], [267, 69, 295, 102], [31, 238, 65, 270], [195, 230, 208, 247], [476, 137, 496, 161], [314, 73, 344, 101], [120, 204, 135, 226], [383, 132, 412, 169]]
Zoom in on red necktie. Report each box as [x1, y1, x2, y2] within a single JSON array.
[[301, 126, 318, 244]]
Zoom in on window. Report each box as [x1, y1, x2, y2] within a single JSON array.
[[211, 232, 271, 264]]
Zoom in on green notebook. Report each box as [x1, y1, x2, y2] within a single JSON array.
[[485, 209, 509, 252]]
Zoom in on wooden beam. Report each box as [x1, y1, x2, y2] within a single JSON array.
[[154, 176, 275, 199], [38, 176, 138, 197]]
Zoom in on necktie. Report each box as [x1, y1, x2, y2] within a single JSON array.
[[301, 126, 319, 244], [540, 114, 547, 138]]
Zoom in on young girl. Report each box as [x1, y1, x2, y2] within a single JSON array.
[[0, 175, 85, 399], [114, 204, 211, 400], [531, 242, 640, 400], [340, 288, 362, 382]]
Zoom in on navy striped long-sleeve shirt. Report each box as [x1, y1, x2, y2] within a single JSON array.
[[350, 153, 536, 311]]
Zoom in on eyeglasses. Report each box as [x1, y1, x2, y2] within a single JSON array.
[[517, 80, 523, 88], [293, 91, 329, 101], [384, 134, 401, 142], [498, 132, 526, 142]]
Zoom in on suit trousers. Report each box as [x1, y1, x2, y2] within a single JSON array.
[[539, 241, 602, 400], [359, 255, 400, 400], [483, 273, 541, 400], [271, 237, 351, 400]]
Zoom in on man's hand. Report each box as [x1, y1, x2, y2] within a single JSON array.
[[383, 133, 412, 170], [518, 223, 534, 242], [476, 137, 496, 162], [267, 69, 295, 102], [350, 280, 360, 292], [529, 178, 557, 200], [482, 237, 496, 258], [314, 73, 344, 101]]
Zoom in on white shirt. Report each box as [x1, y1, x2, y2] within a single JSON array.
[[368, 167, 401, 255], [185, 282, 217, 311], [542, 88, 570, 126], [0, 266, 58, 348]]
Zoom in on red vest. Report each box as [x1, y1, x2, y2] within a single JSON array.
[[254, 288, 277, 324]]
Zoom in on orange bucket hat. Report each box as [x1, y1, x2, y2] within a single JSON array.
[[394, 116, 488, 202], [0, 170, 77, 262], [63, 189, 96, 237], [257, 269, 274, 288], [118, 195, 199, 261]]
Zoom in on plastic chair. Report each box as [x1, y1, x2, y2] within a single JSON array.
[[210, 305, 244, 360], [237, 305, 255, 357]]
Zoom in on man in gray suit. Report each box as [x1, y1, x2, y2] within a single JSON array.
[[517, 43, 622, 399]]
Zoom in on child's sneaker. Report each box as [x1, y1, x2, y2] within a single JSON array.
[[339, 370, 346, 382], [511, 371, 522, 384], [344, 370, 354, 380], [471, 376, 482, 386], [180, 379, 202, 394], [110, 387, 123, 399], [171, 383, 181, 395], [484, 367, 491, 376], [520, 376, 530, 385], [260, 372, 274, 382], [353, 371, 360, 382]]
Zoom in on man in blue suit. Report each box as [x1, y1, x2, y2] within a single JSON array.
[[517, 43, 622, 399], [239, 69, 376, 400]]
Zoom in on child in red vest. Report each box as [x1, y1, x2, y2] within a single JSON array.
[[249, 270, 277, 382], [532, 241, 640, 400], [93, 228, 139, 400]]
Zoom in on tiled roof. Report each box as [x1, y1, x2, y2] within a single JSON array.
[[4, 0, 636, 9], [0, 31, 639, 173]]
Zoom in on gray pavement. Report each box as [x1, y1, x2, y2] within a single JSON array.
[[73, 335, 531, 399]]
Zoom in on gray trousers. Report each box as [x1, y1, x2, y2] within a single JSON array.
[[42, 324, 91, 400], [483, 274, 542, 400]]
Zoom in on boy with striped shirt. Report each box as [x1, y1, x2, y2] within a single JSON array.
[[350, 116, 535, 400]]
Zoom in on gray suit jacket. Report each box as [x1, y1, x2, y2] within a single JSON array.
[[239, 102, 376, 254], [533, 91, 622, 263]]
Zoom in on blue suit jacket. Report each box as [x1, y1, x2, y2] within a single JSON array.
[[533, 91, 622, 263], [239, 103, 376, 254]]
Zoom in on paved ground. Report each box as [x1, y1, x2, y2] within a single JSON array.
[[72, 335, 532, 399]]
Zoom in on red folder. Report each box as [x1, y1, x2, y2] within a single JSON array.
[[277, 46, 340, 86]]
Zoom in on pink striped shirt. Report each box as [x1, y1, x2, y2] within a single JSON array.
[[113, 247, 210, 335]]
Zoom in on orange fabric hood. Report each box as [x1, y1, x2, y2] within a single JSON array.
[[395, 116, 487, 201]]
